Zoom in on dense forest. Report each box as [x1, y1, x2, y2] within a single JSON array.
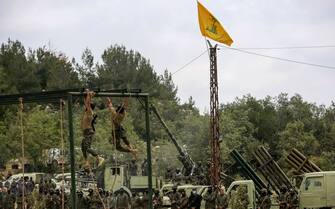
[[0, 39, 334, 176]]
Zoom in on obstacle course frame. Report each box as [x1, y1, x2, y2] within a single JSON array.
[[0, 89, 153, 209]]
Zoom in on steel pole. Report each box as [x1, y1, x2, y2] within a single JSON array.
[[145, 96, 153, 209], [208, 41, 221, 187], [67, 94, 77, 209]]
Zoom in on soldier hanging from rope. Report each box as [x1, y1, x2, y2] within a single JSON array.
[[107, 97, 138, 159], [81, 90, 104, 170]]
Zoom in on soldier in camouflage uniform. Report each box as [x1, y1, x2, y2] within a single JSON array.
[[131, 192, 142, 209], [87, 188, 103, 209], [45, 189, 56, 209], [203, 187, 216, 209], [82, 90, 104, 169], [168, 185, 181, 209], [257, 188, 271, 209], [278, 185, 288, 209], [53, 189, 62, 209], [216, 188, 228, 209], [179, 189, 188, 209], [33, 189, 45, 209], [286, 189, 298, 209], [76, 190, 86, 209], [26, 193, 34, 209], [16, 194, 24, 209], [188, 188, 202, 209], [3, 188, 16, 209], [142, 190, 149, 209], [0, 188, 4, 208], [116, 188, 130, 209], [107, 97, 138, 158], [152, 190, 163, 209]]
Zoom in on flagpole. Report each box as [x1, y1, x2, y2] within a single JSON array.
[[198, 0, 232, 190], [207, 40, 221, 189], [204, 37, 210, 58]]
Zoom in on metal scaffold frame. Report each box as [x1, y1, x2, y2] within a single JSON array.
[[0, 89, 153, 209]]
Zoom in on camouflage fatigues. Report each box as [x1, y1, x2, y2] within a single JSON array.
[[203, 191, 216, 209], [179, 194, 188, 209], [278, 192, 287, 209], [3, 193, 16, 209], [76, 193, 87, 209], [87, 192, 103, 209], [216, 193, 228, 209], [258, 195, 271, 209], [168, 191, 181, 209], [82, 128, 98, 159], [286, 192, 298, 209], [152, 194, 163, 209], [26, 194, 34, 209], [116, 192, 130, 209]]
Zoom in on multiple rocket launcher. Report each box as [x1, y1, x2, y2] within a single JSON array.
[[231, 146, 321, 196]]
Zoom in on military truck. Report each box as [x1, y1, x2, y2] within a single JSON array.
[[299, 171, 335, 209], [226, 180, 257, 209], [101, 164, 163, 193], [228, 171, 335, 209]]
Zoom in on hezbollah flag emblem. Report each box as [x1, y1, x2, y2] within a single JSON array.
[[197, 1, 233, 46]]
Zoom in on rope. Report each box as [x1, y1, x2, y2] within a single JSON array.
[[18, 97, 25, 209], [59, 99, 65, 209]]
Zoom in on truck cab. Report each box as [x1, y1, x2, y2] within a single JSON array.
[[103, 165, 162, 193], [299, 171, 335, 209], [226, 180, 257, 209]]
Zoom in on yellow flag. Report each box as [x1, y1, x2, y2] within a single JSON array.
[[197, 1, 233, 46]]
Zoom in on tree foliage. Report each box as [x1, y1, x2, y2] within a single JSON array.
[[0, 39, 334, 174]]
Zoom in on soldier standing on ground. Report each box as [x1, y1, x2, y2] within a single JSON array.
[[76, 191, 86, 209], [179, 189, 188, 209], [129, 160, 138, 176], [16, 193, 24, 209], [115, 188, 131, 209], [3, 188, 16, 209], [87, 188, 102, 209], [278, 185, 288, 209], [168, 185, 181, 209], [216, 187, 228, 209], [257, 188, 271, 209], [203, 187, 216, 209], [141, 159, 148, 176], [286, 189, 298, 209], [153, 190, 163, 209], [188, 188, 202, 209]]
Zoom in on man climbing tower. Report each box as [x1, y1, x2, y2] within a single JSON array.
[[107, 97, 138, 158], [81, 90, 104, 169]]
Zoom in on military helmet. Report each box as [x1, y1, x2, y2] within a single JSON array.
[[172, 185, 178, 190]]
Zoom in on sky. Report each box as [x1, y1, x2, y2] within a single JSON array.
[[1, 0, 335, 112]]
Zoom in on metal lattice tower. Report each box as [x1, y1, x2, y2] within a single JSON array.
[[209, 43, 221, 187]]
